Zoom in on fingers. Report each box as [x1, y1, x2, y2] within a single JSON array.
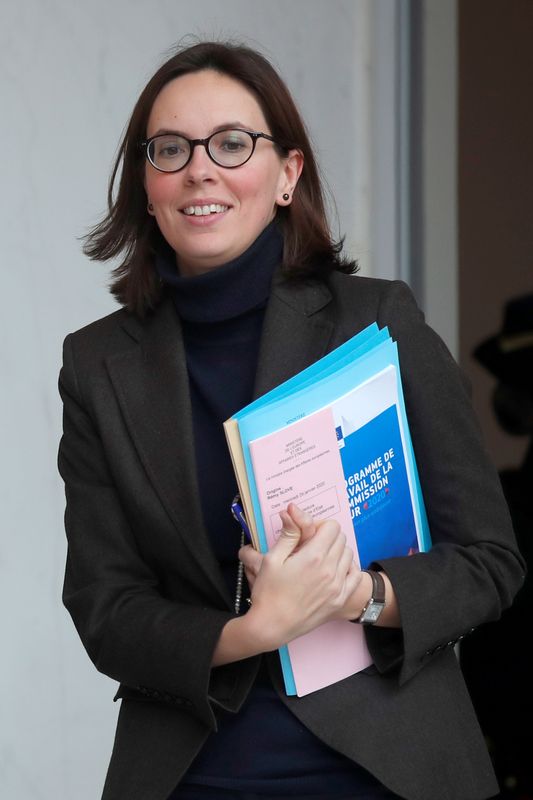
[[270, 509, 302, 561], [283, 505, 354, 588], [336, 539, 357, 581], [239, 544, 262, 571], [279, 508, 302, 539], [282, 504, 352, 567], [239, 545, 264, 590], [243, 565, 256, 586], [286, 503, 316, 541], [245, 502, 362, 638], [321, 532, 354, 590], [257, 502, 355, 606]]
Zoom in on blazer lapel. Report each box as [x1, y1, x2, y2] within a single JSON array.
[[104, 275, 336, 605], [253, 272, 336, 399], [105, 299, 231, 604]]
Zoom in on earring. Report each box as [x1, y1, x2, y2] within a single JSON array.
[[282, 193, 290, 202], [147, 202, 154, 212]]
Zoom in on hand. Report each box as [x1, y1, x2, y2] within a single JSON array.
[[238, 501, 317, 589], [215, 504, 399, 667], [238, 544, 262, 591], [242, 503, 363, 650]]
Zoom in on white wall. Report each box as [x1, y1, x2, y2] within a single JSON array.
[[0, 2, 385, 798]]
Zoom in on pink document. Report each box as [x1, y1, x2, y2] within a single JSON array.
[[249, 406, 372, 696]]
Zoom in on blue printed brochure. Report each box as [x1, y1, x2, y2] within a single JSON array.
[[223, 324, 431, 697]]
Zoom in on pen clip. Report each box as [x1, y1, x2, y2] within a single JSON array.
[[231, 493, 252, 543]]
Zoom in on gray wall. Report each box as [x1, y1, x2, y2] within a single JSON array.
[[422, 0, 458, 358], [1, 1, 380, 798]]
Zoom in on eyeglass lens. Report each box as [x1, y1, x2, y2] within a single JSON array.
[[147, 129, 256, 172]]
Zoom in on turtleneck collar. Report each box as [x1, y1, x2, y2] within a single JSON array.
[[155, 220, 283, 324]]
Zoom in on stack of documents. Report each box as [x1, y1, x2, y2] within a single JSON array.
[[224, 323, 431, 696]]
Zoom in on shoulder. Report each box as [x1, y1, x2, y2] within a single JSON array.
[[60, 300, 176, 396], [327, 272, 418, 311], [326, 272, 425, 338], [326, 272, 465, 400], [59, 307, 132, 400], [61, 307, 130, 374], [65, 306, 129, 345], [63, 298, 173, 361]]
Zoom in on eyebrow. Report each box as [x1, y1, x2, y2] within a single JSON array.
[[151, 121, 255, 138]]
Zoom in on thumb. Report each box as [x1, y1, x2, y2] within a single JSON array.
[[272, 509, 302, 561]]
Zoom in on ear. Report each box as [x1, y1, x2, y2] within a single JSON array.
[[143, 172, 155, 216], [277, 149, 304, 206]]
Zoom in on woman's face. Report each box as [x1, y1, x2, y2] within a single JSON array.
[[144, 70, 302, 276]]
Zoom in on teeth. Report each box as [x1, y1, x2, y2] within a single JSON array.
[[182, 204, 228, 216]]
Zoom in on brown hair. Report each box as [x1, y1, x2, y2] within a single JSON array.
[[84, 40, 357, 315]]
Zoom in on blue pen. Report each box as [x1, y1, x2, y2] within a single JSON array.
[[231, 494, 252, 543]]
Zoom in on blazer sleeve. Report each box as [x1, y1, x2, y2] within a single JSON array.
[[363, 280, 526, 682], [58, 334, 256, 731]]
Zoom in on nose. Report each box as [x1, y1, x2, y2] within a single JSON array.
[[183, 141, 216, 183]]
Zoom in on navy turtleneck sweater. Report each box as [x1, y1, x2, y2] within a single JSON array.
[[156, 222, 389, 796], [156, 222, 281, 599]]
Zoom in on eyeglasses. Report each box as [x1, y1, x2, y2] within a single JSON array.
[[140, 128, 280, 173]]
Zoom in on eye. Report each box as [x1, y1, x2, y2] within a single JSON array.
[[150, 135, 188, 163], [222, 138, 246, 152], [213, 131, 249, 153], [159, 144, 180, 157], [156, 138, 186, 158]]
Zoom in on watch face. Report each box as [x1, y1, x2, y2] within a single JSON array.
[[361, 601, 384, 624]]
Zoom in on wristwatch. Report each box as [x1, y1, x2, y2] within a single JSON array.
[[357, 569, 386, 625]]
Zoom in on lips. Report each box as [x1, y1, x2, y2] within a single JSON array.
[[181, 203, 229, 216]]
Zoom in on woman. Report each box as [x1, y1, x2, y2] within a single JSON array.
[[58, 41, 524, 800]]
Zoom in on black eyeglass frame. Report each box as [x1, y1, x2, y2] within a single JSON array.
[[140, 129, 281, 173]]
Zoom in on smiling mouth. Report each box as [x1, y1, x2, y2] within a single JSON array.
[[182, 204, 229, 216]]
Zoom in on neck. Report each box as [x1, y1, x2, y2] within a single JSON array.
[[155, 220, 283, 324]]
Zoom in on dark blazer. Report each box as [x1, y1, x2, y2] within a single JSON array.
[[58, 270, 525, 800]]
